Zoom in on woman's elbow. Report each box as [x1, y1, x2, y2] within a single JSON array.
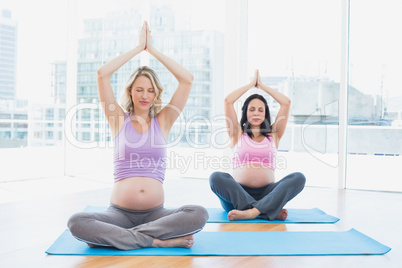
[[224, 97, 233, 105], [179, 74, 193, 87], [97, 68, 108, 79], [186, 74, 194, 85], [97, 68, 104, 79]]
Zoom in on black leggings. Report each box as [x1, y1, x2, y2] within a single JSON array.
[[209, 171, 306, 220]]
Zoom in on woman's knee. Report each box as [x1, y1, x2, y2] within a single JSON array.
[[184, 205, 209, 226], [196, 205, 209, 224], [292, 172, 306, 188], [67, 212, 90, 234], [209, 171, 229, 188]]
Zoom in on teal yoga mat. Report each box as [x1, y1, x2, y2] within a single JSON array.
[[46, 229, 390, 256], [206, 207, 339, 223], [84, 206, 339, 223]]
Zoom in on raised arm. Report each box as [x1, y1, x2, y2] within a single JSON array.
[[224, 70, 258, 146], [97, 22, 147, 136], [256, 70, 291, 144], [145, 23, 194, 133]]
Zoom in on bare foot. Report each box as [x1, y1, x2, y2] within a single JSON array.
[[152, 235, 194, 249], [87, 243, 98, 248], [275, 209, 288, 221], [228, 208, 260, 221]]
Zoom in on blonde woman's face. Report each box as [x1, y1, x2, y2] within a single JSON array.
[[130, 75, 156, 113]]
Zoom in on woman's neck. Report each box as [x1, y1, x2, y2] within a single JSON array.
[[131, 109, 151, 122], [250, 127, 261, 137]]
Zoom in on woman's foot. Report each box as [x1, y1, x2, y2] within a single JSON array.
[[228, 208, 260, 221], [87, 243, 98, 248], [275, 209, 288, 221], [152, 235, 194, 248]]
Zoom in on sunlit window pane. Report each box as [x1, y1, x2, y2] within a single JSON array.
[[248, 0, 341, 187], [347, 0, 402, 191]]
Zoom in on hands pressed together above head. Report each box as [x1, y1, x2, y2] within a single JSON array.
[[138, 21, 154, 53]]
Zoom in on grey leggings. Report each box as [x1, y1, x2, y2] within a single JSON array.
[[67, 204, 208, 250], [209, 172, 306, 220]]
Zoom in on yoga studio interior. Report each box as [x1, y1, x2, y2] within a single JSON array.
[[1, 0, 401, 267]]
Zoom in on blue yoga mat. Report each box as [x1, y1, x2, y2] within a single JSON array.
[[46, 229, 390, 256], [206, 207, 339, 223], [84, 206, 339, 223]]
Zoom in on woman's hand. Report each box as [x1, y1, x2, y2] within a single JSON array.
[[145, 21, 154, 53], [138, 21, 147, 50], [256, 69, 262, 88], [251, 69, 259, 88]]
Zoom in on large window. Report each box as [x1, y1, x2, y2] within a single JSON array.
[[347, 0, 402, 191], [0, 0, 68, 181], [1, 0, 400, 192], [63, 0, 226, 179], [248, 0, 341, 188]]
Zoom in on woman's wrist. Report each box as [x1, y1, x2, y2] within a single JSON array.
[[146, 45, 157, 55], [248, 81, 256, 88], [133, 45, 145, 53]]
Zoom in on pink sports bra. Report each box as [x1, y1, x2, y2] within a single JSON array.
[[232, 133, 276, 170]]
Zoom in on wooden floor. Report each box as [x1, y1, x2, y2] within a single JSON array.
[[0, 176, 401, 268]]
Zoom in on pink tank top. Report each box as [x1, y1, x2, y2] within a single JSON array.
[[113, 113, 167, 183], [232, 133, 276, 170]]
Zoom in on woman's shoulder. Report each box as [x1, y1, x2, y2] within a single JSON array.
[[122, 112, 131, 123], [231, 131, 245, 147], [267, 132, 279, 147], [152, 115, 160, 126]]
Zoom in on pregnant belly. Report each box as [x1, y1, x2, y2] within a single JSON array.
[[232, 165, 275, 188], [110, 177, 165, 210]]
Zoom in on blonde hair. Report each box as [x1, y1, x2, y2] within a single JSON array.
[[121, 66, 164, 117]]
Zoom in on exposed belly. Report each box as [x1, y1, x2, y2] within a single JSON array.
[[110, 177, 164, 210], [232, 164, 275, 188]]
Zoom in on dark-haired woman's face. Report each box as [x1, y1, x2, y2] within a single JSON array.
[[247, 98, 265, 127]]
